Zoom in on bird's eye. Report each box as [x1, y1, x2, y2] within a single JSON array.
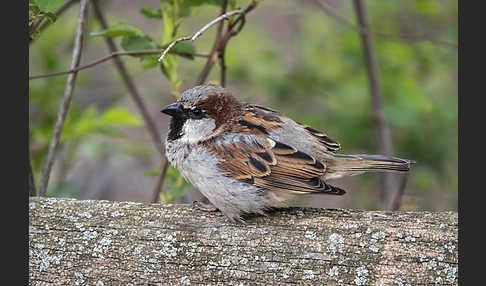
[[188, 108, 204, 119]]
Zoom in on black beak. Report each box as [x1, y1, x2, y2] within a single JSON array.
[[161, 102, 183, 117]]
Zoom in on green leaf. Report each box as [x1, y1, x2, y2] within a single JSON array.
[[43, 12, 57, 23], [121, 35, 159, 52], [121, 35, 161, 68], [101, 107, 142, 126], [141, 57, 160, 69], [38, 0, 64, 12], [62, 107, 142, 141], [160, 42, 196, 60], [64, 108, 120, 139], [90, 23, 145, 38], [140, 7, 162, 19]]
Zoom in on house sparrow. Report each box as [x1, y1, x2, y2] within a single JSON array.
[[162, 85, 414, 222]]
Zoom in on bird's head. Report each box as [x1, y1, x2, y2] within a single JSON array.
[[161, 85, 241, 144]]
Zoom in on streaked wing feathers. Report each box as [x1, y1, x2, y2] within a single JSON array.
[[236, 104, 341, 152], [297, 122, 341, 152], [203, 136, 343, 195]]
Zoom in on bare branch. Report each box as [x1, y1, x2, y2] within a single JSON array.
[[216, 0, 257, 86], [189, 7, 239, 42], [158, 37, 192, 63], [389, 174, 409, 210], [91, 0, 166, 155], [197, 0, 257, 85], [150, 158, 170, 203], [91, 0, 174, 204], [353, 0, 403, 210], [29, 49, 208, 80], [315, 0, 457, 50], [198, 0, 228, 86], [158, 9, 243, 63], [218, 47, 227, 87], [29, 159, 36, 197], [37, 0, 90, 197]]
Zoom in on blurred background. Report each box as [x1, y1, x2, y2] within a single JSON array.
[[29, 0, 457, 211]]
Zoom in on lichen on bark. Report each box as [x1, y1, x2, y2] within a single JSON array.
[[29, 197, 458, 285]]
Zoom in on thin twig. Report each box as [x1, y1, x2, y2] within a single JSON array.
[[216, 0, 256, 86], [189, 6, 236, 41], [91, 0, 171, 204], [91, 1, 164, 153], [218, 48, 227, 87], [158, 9, 243, 63], [150, 159, 170, 203], [197, 0, 257, 85], [29, 50, 209, 80], [37, 0, 90, 197], [199, 0, 228, 86], [353, 0, 400, 210], [158, 37, 192, 63], [315, 0, 457, 50], [29, 159, 36, 197], [389, 174, 409, 210]]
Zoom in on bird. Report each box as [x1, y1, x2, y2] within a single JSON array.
[[161, 85, 414, 222]]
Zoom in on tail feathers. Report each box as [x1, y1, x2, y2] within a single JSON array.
[[329, 154, 415, 173]]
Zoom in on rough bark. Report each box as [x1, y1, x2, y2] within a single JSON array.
[[29, 197, 458, 285]]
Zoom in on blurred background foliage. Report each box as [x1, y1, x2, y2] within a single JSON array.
[[29, 0, 457, 211]]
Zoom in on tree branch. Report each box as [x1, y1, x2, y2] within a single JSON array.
[[150, 159, 170, 203], [197, 0, 257, 86], [158, 9, 243, 64], [91, 0, 174, 204], [216, 0, 257, 87], [29, 50, 209, 80], [389, 173, 409, 210], [29, 158, 36, 197], [92, 1, 164, 154], [37, 0, 90, 197], [197, 0, 228, 86], [353, 0, 405, 210]]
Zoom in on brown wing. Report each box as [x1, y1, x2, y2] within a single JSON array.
[[232, 104, 341, 152], [203, 135, 344, 195], [228, 104, 283, 136], [296, 122, 341, 152]]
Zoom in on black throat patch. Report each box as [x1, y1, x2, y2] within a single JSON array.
[[167, 116, 187, 141]]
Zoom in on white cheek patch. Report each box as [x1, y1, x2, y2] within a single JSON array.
[[180, 118, 216, 144]]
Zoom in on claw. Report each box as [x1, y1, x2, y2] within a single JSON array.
[[192, 201, 219, 212]]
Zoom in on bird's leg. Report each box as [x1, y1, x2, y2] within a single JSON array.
[[193, 200, 219, 212]]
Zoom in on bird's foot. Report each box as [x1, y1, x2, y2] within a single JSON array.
[[192, 201, 219, 212]]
